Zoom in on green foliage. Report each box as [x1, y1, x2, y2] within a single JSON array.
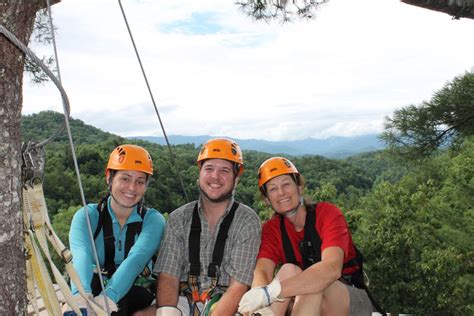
[[50, 205, 80, 273], [381, 72, 474, 159], [236, 0, 328, 23], [21, 110, 474, 313], [353, 137, 474, 315]]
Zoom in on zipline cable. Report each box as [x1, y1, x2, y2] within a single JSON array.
[[45, 1, 111, 312], [117, 0, 189, 202], [0, 18, 111, 315]]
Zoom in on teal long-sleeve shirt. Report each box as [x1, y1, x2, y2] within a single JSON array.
[[69, 197, 165, 303]]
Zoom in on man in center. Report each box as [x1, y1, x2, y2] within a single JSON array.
[[153, 138, 262, 315]]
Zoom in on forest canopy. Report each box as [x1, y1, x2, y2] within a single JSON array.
[[21, 72, 474, 314]]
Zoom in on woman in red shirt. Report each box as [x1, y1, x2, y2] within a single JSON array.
[[238, 157, 373, 316]]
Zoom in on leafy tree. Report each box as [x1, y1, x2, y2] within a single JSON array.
[[401, 0, 474, 20], [236, 0, 328, 22], [381, 72, 474, 159], [353, 137, 474, 315]]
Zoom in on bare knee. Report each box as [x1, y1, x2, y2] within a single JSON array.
[[276, 263, 303, 281], [321, 281, 350, 316]]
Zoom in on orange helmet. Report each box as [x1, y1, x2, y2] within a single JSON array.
[[258, 157, 299, 189], [197, 138, 244, 175], [106, 144, 153, 175]]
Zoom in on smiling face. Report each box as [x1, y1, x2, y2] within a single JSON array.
[[108, 170, 148, 210], [264, 174, 303, 214], [198, 158, 236, 203]]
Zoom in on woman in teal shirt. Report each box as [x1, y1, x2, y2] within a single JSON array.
[[68, 144, 165, 315]]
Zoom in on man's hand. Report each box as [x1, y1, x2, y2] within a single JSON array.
[[238, 279, 282, 314]]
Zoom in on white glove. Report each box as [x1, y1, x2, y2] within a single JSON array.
[[238, 279, 282, 314], [93, 294, 118, 314], [156, 306, 182, 316], [251, 306, 274, 316]]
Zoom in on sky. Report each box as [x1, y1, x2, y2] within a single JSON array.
[[22, 0, 474, 141]]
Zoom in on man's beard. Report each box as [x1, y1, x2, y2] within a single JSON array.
[[199, 184, 234, 203]]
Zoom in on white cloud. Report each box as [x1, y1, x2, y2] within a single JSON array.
[[22, 0, 474, 141]]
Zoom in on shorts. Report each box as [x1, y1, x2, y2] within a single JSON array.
[[345, 284, 373, 316]]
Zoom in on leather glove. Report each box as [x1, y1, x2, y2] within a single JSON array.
[[93, 294, 118, 314], [238, 279, 282, 314], [156, 306, 182, 316], [63, 293, 93, 316]]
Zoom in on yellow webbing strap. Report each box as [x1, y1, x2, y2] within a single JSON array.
[[25, 229, 62, 315], [26, 255, 40, 315], [23, 183, 107, 316]]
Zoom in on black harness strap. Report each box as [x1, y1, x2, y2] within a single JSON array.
[[280, 216, 297, 265], [280, 203, 320, 270], [93, 195, 148, 277], [188, 202, 202, 277], [208, 202, 238, 278], [188, 201, 239, 278]]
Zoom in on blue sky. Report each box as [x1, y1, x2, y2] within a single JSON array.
[[22, 0, 474, 141]]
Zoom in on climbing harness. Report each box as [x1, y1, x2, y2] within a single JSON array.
[[280, 202, 387, 315], [93, 195, 156, 281], [181, 201, 239, 315]]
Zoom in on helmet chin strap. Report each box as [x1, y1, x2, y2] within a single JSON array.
[[282, 197, 304, 218]]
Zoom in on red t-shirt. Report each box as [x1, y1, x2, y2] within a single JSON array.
[[257, 202, 359, 275]]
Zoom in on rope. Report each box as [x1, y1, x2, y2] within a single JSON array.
[[1, 16, 111, 315], [0, 23, 64, 148], [117, 0, 189, 202], [43, 1, 111, 312], [45, 0, 62, 83]]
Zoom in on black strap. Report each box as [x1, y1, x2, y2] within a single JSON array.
[[280, 216, 297, 265], [188, 201, 239, 278], [188, 202, 202, 277], [208, 202, 239, 278], [301, 203, 321, 268], [93, 196, 147, 277], [124, 207, 147, 258], [280, 203, 320, 270]]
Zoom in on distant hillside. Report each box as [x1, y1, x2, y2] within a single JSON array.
[[21, 111, 384, 158], [21, 111, 123, 145], [131, 134, 385, 158]]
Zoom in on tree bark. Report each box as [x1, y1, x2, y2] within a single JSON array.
[[401, 0, 474, 19], [0, 1, 54, 313]]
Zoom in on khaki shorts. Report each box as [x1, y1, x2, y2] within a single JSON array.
[[345, 284, 373, 316]]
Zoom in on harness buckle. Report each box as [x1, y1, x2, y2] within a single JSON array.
[[61, 248, 73, 264], [192, 290, 201, 303]]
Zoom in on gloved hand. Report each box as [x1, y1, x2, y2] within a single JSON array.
[[62, 293, 93, 316], [238, 279, 282, 314], [251, 306, 274, 316], [156, 306, 182, 316], [93, 294, 118, 314]]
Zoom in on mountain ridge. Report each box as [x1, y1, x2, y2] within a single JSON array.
[[130, 134, 385, 158]]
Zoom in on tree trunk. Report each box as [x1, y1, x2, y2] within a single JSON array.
[[401, 0, 474, 19], [0, 1, 46, 313]]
